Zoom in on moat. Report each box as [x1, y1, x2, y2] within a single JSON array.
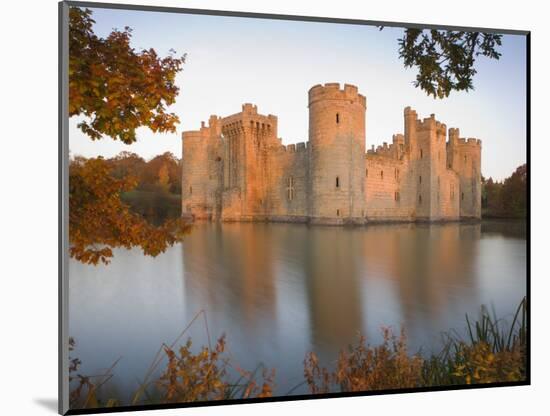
[[69, 220, 526, 400]]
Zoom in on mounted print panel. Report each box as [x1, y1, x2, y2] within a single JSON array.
[[59, 1, 529, 414]]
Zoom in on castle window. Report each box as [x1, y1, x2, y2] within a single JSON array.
[[366, 168, 368, 177], [420, 149, 423, 158], [336, 113, 340, 124], [380, 170, 384, 180], [462, 192, 465, 201], [395, 168, 400, 181], [450, 184, 454, 200], [419, 175, 422, 184], [394, 191, 400, 202], [287, 176, 295, 201], [337, 209, 340, 216], [189, 186, 192, 195], [336, 176, 340, 188], [418, 194, 422, 205]]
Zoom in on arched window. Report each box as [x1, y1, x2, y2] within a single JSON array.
[[380, 170, 384, 180], [336, 209, 340, 216], [189, 186, 193, 195], [336, 176, 340, 188], [418, 194, 422, 205], [420, 149, 423, 158], [336, 113, 340, 124], [394, 191, 400, 202], [419, 175, 422, 184]]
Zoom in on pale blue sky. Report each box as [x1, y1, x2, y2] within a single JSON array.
[[69, 7, 527, 180]]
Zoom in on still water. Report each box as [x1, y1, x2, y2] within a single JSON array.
[[69, 220, 526, 400]]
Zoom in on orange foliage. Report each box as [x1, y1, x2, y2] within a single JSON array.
[[157, 336, 275, 402], [69, 7, 185, 143], [69, 156, 191, 265], [305, 328, 424, 393]]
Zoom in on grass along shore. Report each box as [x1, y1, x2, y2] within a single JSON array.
[[69, 297, 527, 409]]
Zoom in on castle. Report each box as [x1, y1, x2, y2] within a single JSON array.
[[181, 83, 481, 224]]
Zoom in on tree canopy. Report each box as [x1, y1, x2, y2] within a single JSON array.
[[393, 29, 502, 99], [69, 7, 186, 143], [68, 8, 189, 265], [482, 164, 527, 218]]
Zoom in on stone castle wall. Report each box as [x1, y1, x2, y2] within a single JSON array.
[[182, 83, 482, 224], [266, 142, 309, 222]]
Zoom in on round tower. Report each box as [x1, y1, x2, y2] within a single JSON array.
[[308, 83, 367, 223]]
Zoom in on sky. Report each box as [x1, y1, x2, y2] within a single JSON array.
[[69, 7, 527, 181]]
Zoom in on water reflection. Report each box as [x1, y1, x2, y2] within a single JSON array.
[[69, 220, 526, 399]]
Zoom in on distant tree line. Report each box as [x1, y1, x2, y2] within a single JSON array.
[[106, 151, 182, 194], [482, 164, 527, 219]]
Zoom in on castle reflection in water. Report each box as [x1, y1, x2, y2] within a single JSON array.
[[69, 221, 526, 399]]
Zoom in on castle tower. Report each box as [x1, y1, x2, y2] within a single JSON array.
[[308, 83, 367, 223], [447, 128, 482, 219], [181, 119, 221, 220], [404, 107, 418, 154], [402, 109, 450, 220], [220, 104, 279, 220]]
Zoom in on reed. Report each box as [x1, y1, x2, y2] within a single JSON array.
[[304, 297, 527, 392]]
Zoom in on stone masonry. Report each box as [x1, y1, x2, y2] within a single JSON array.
[[181, 83, 482, 224]]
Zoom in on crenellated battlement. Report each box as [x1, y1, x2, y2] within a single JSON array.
[[448, 127, 460, 140], [241, 103, 258, 114], [182, 118, 213, 142], [415, 114, 447, 136], [367, 138, 403, 160], [458, 138, 482, 146], [446, 127, 482, 148], [182, 129, 208, 141], [404, 106, 418, 118], [220, 104, 277, 135], [449, 135, 482, 147], [308, 82, 366, 108], [279, 141, 308, 153]]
